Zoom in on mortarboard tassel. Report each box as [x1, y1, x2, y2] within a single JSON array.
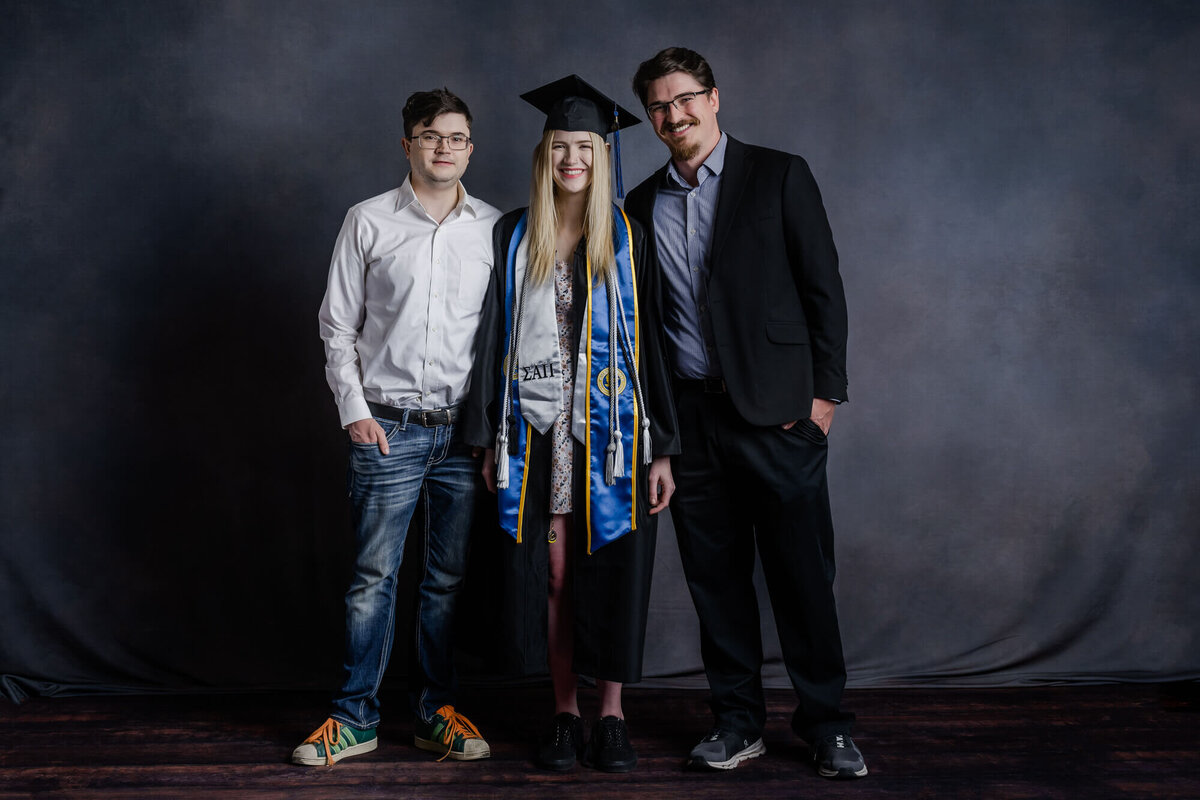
[[613, 103, 625, 199]]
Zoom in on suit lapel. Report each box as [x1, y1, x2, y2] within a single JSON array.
[[628, 164, 668, 225], [709, 135, 750, 271]]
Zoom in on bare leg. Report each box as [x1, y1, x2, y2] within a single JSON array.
[[597, 679, 624, 719], [547, 513, 579, 716]]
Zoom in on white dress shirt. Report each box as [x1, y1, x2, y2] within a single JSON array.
[[318, 176, 502, 427]]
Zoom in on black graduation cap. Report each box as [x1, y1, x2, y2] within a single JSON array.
[[520, 74, 640, 197], [520, 74, 641, 136]]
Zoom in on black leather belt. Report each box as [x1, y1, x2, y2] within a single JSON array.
[[676, 377, 727, 394], [368, 402, 460, 427]]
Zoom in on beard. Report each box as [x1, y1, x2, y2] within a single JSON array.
[[659, 118, 702, 162]]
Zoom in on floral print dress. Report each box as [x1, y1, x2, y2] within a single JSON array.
[[549, 258, 575, 514]]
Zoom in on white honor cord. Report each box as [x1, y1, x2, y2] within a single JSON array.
[[611, 276, 652, 463], [496, 267, 531, 490]]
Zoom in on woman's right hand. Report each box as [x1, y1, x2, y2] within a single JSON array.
[[481, 448, 497, 493]]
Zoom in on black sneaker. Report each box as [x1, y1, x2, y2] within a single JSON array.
[[687, 728, 766, 770], [583, 715, 637, 772], [811, 733, 868, 779], [536, 712, 584, 771]]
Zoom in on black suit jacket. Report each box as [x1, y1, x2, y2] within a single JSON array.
[[624, 135, 848, 426]]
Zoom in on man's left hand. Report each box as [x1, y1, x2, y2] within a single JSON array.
[[781, 398, 836, 435]]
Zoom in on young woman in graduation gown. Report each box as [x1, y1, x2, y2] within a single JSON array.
[[463, 75, 679, 773]]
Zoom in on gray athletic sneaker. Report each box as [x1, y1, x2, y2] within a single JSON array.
[[687, 728, 766, 770], [811, 733, 868, 778]]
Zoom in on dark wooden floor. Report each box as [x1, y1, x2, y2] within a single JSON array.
[[2, 683, 1197, 799]]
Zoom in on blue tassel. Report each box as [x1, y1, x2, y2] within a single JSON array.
[[612, 103, 625, 199]]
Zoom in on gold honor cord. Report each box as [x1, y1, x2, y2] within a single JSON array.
[[516, 421, 533, 543], [584, 252, 595, 555]]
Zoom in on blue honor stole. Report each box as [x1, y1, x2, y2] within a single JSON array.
[[497, 206, 644, 554]]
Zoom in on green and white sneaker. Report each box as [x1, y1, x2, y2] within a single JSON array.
[[292, 718, 378, 766], [413, 705, 491, 761]]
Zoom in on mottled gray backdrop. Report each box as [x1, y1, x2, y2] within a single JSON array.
[[2, 0, 1197, 699]]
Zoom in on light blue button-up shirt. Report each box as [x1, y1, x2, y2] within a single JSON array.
[[651, 133, 728, 379]]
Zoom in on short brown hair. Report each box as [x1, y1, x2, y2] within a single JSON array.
[[632, 47, 716, 107], [402, 88, 472, 138]]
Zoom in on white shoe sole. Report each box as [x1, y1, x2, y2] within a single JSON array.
[[818, 762, 869, 778], [414, 736, 492, 760], [291, 736, 378, 766], [690, 737, 766, 770]]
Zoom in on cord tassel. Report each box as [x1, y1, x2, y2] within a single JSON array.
[[609, 251, 653, 469], [495, 433, 510, 489], [602, 277, 624, 485]]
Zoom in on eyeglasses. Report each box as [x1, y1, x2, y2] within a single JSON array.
[[645, 89, 712, 119], [410, 132, 471, 150]]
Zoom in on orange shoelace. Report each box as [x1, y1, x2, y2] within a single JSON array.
[[432, 705, 483, 762], [302, 718, 343, 766]]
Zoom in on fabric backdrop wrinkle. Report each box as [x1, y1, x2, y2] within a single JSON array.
[[2, 0, 1198, 700]]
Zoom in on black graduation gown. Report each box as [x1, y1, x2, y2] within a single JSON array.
[[462, 206, 679, 683]]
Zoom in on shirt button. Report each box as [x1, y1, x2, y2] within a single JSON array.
[[435, 258, 441, 264]]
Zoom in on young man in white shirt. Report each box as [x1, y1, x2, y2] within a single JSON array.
[[294, 88, 501, 766]]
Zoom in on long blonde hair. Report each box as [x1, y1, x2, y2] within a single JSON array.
[[526, 129, 614, 286]]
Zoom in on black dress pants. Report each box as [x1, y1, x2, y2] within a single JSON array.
[[670, 384, 855, 742]]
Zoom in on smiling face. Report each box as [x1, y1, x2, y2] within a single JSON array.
[[549, 129, 595, 195], [402, 112, 473, 191], [643, 71, 721, 164]]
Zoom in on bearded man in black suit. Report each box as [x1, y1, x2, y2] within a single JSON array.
[[623, 46, 866, 780]]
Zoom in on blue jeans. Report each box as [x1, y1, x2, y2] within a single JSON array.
[[330, 415, 476, 728]]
